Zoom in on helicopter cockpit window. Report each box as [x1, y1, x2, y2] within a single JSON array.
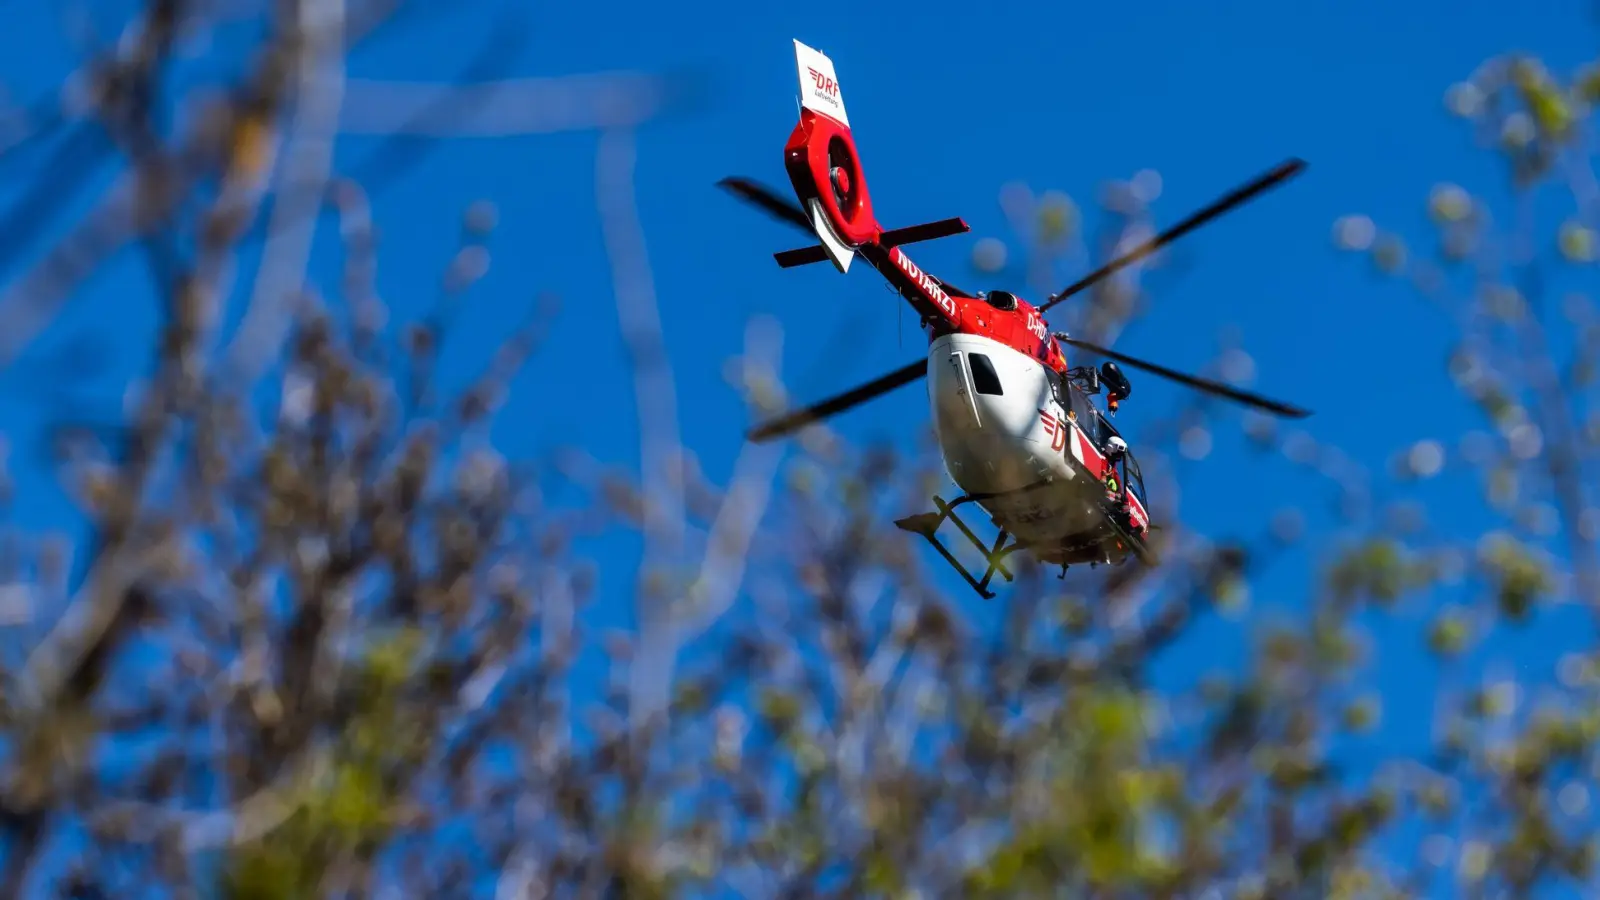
[[1095, 409, 1117, 443], [1123, 448, 1146, 504], [1066, 388, 1101, 441], [967, 352, 1003, 395], [1100, 414, 1146, 503]]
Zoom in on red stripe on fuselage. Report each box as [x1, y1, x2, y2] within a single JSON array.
[[1065, 414, 1150, 534]]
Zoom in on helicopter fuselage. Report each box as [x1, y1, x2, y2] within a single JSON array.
[[927, 332, 1150, 565], [721, 38, 1308, 594], [778, 88, 1153, 565]]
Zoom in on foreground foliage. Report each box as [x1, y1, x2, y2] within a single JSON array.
[[0, 4, 1595, 898]]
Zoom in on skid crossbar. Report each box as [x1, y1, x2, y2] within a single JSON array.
[[894, 493, 1023, 599]]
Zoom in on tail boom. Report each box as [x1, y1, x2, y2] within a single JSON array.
[[873, 244, 962, 328]]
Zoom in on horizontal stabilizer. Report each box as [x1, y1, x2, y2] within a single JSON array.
[[772, 216, 970, 268], [882, 216, 970, 246], [775, 245, 830, 268]]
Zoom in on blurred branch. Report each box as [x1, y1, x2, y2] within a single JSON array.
[[220, 0, 347, 384], [596, 126, 689, 732], [5, 3, 1597, 898], [339, 69, 696, 136]]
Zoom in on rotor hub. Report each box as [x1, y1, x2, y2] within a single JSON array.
[[829, 165, 851, 198]]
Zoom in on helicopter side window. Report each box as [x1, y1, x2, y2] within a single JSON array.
[[1095, 410, 1117, 446], [983, 290, 1018, 311], [1047, 366, 1069, 408], [1066, 387, 1101, 442], [967, 352, 1003, 395], [1122, 446, 1146, 504], [1098, 414, 1146, 503]]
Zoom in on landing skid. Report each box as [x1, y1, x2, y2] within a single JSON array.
[[894, 493, 1023, 599]]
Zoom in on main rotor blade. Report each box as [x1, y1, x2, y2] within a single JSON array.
[[717, 176, 812, 233], [747, 358, 928, 442], [1057, 336, 1310, 418], [1039, 158, 1306, 314]]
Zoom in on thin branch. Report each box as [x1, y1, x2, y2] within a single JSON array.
[[596, 126, 688, 730], [339, 70, 687, 136], [221, 0, 348, 385]]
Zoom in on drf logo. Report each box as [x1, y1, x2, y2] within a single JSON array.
[[1038, 409, 1069, 453], [806, 67, 839, 99], [893, 248, 958, 319]]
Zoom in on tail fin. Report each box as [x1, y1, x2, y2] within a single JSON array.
[[787, 40, 876, 273], [794, 39, 848, 128]]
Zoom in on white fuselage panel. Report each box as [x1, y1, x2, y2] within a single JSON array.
[[925, 333, 1106, 547]]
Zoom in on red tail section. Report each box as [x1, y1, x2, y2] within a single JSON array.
[[783, 40, 880, 272], [780, 41, 970, 272]]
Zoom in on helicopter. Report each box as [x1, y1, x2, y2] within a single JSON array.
[[717, 39, 1312, 598]]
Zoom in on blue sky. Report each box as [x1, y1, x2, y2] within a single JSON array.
[[1, 0, 1598, 887], [377, 0, 1591, 765]]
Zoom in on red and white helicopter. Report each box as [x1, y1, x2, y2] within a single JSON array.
[[719, 39, 1311, 597]]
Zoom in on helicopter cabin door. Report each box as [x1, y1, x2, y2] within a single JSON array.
[[1097, 414, 1144, 507], [1062, 387, 1106, 473]]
